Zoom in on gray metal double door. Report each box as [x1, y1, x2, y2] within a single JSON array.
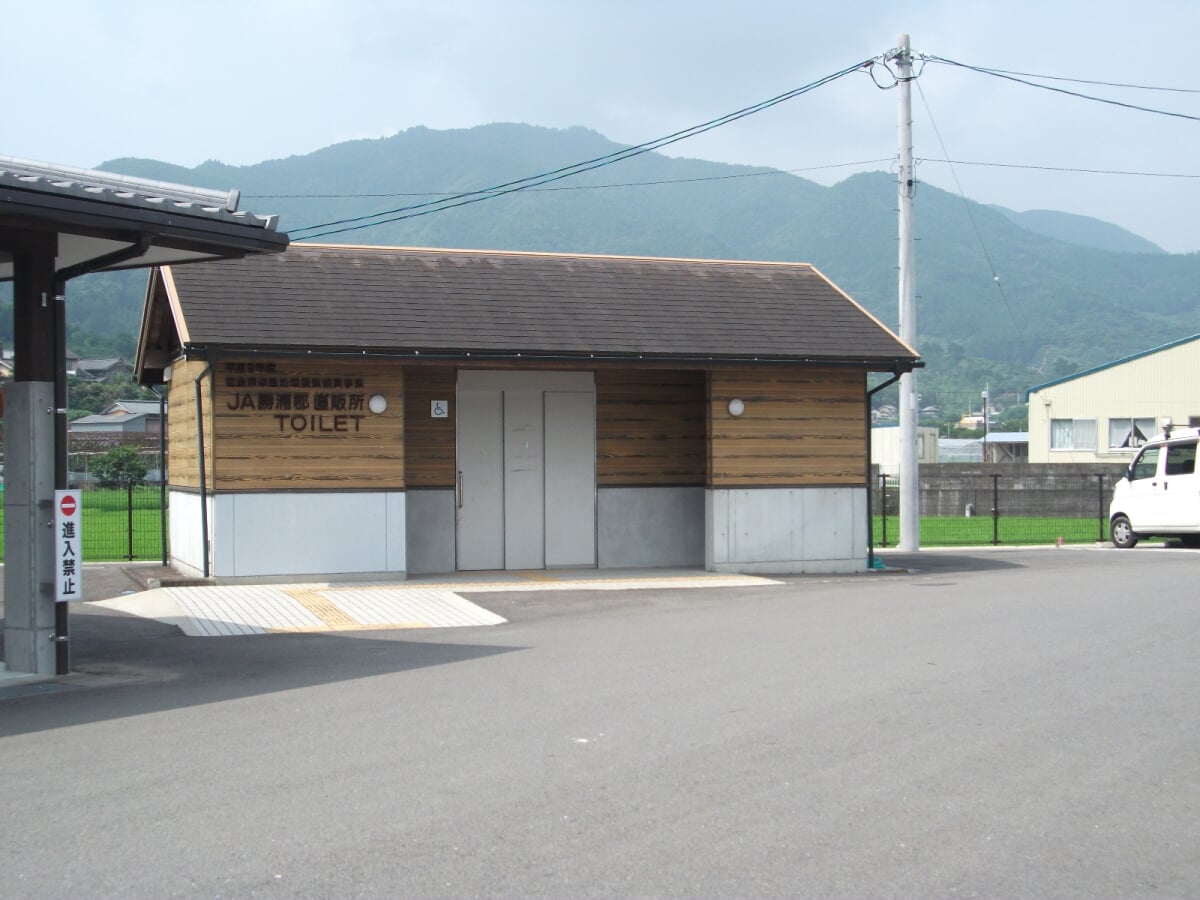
[[456, 371, 596, 570]]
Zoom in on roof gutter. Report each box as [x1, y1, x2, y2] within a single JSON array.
[[181, 344, 923, 373], [864, 369, 907, 571]]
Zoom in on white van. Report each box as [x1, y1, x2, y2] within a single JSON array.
[[1109, 423, 1200, 548]]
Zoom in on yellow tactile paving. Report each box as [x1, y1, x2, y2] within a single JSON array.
[[282, 587, 359, 629]]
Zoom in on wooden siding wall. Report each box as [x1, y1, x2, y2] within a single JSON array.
[[207, 357, 406, 491], [404, 366, 457, 488], [166, 358, 213, 490], [708, 368, 867, 486], [165, 360, 866, 492], [596, 370, 707, 486]]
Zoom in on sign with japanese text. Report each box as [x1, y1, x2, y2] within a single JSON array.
[[222, 360, 374, 433], [55, 490, 83, 601]]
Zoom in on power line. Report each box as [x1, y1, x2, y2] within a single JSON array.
[[249, 159, 894, 201], [291, 57, 880, 239], [928, 63, 1200, 94], [924, 55, 1200, 123], [251, 156, 1200, 208], [916, 158, 1200, 179], [914, 77, 1031, 363]]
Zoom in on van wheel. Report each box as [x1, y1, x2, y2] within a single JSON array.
[[1111, 514, 1139, 549]]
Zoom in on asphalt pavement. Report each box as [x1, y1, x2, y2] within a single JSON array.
[[2, 545, 1199, 897]]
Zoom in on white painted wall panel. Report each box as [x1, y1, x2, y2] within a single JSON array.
[[194, 491, 408, 578], [168, 490, 210, 577], [385, 492, 408, 572]]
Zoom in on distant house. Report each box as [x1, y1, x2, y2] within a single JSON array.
[[981, 431, 1029, 463], [939, 438, 984, 463], [1027, 334, 1200, 464], [872, 424, 938, 475], [73, 357, 134, 382], [69, 399, 163, 435]]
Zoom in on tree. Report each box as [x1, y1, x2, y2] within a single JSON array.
[[90, 444, 149, 487]]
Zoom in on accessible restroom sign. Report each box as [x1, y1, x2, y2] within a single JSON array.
[[55, 489, 82, 601]]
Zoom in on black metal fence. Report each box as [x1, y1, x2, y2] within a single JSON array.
[[873, 463, 1126, 547], [0, 483, 166, 563]]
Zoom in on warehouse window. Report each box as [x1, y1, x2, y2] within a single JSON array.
[[1107, 417, 1156, 450], [1050, 418, 1097, 451]]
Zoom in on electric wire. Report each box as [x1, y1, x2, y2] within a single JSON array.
[[925, 55, 1200, 123], [250, 156, 1200, 206], [929, 64, 1200, 94], [916, 158, 1200, 179], [290, 57, 879, 239], [249, 159, 894, 200], [914, 76, 1031, 363]]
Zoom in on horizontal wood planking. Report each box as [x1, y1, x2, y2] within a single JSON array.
[[709, 368, 867, 486], [596, 370, 707, 486], [210, 357, 405, 490], [166, 358, 212, 489], [404, 366, 457, 488]]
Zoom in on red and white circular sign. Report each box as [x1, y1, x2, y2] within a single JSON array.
[[59, 494, 77, 517]]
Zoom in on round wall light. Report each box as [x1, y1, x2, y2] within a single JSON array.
[[727, 398, 745, 417], [368, 394, 388, 414]]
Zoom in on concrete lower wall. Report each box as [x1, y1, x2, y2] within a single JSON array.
[[167, 485, 866, 578], [706, 486, 867, 574], [597, 486, 705, 568], [169, 489, 407, 578], [406, 489, 457, 574]]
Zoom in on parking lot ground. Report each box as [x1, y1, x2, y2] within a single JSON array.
[[2, 545, 1199, 897]]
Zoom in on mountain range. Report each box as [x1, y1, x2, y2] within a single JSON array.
[[5, 123, 1195, 419]]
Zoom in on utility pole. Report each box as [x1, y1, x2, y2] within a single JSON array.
[[894, 33, 919, 551], [982, 385, 990, 463]]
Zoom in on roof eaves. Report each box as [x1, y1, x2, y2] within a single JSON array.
[[0, 155, 279, 231]]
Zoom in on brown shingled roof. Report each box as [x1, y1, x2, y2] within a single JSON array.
[[150, 244, 918, 368]]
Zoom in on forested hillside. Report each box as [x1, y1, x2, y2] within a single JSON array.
[[5, 123, 1195, 424]]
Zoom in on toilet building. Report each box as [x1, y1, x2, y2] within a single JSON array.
[[135, 244, 919, 579]]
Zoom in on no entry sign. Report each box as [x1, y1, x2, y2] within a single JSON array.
[[55, 489, 82, 602]]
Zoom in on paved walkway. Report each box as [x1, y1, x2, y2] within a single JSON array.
[[93, 570, 779, 637]]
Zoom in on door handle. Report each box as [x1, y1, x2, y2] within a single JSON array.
[[457, 470, 464, 508]]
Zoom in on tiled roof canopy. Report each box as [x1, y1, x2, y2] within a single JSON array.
[[0, 154, 287, 281], [148, 244, 919, 371]]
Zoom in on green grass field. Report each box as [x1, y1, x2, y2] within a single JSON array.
[[875, 515, 1108, 547], [0, 487, 165, 563]]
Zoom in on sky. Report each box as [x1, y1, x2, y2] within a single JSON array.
[[5, 0, 1200, 253]]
